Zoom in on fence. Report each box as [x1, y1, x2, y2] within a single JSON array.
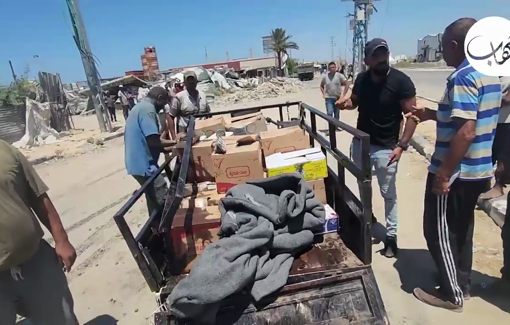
[[0, 103, 26, 144]]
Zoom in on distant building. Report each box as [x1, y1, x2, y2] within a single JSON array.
[[141, 46, 160, 80], [417, 34, 443, 62], [125, 70, 145, 79], [160, 57, 278, 78]]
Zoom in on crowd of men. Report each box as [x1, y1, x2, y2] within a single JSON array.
[[0, 16, 509, 324], [335, 18, 509, 312]]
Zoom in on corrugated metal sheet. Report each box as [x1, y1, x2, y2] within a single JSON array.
[[0, 104, 26, 144], [240, 57, 276, 70]]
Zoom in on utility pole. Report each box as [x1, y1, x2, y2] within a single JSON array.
[[8, 61, 17, 82], [66, 0, 110, 132], [330, 36, 336, 62], [226, 51, 230, 61], [204, 46, 208, 62], [342, 0, 379, 76], [249, 48, 253, 58]]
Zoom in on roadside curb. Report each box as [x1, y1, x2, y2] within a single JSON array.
[[29, 128, 125, 166], [410, 128, 506, 229], [100, 128, 125, 142]]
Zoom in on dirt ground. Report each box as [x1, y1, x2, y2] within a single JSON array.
[[28, 75, 509, 324]]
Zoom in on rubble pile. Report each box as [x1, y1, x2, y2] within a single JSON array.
[[214, 77, 303, 105]]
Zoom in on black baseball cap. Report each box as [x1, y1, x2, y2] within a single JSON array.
[[365, 38, 389, 57]]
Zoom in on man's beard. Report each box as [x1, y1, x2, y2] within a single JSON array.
[[372, 62, 390, 76]]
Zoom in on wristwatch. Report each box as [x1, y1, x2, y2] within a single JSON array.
[[397, 141, 409, 151]]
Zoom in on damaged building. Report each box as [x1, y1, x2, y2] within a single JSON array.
[[161, 57, 278, 79], [417, 34, 443, 62]]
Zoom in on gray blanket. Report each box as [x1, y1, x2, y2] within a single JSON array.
[[166, 173, 325, 323]]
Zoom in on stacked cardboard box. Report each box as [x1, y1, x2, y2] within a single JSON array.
[[212, 136, 264, 194], [170, 205, 222, 272], [185, 114, 327, 198]]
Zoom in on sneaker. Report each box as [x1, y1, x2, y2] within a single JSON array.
[[433, 274, 471, 300], [413, 288, 463, 313], [382, 235, 398, 258]]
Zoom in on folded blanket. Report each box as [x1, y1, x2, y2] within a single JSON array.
[[166, 173, 325, 324]]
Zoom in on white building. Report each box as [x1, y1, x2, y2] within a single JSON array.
[[417, 34, 443, 62]]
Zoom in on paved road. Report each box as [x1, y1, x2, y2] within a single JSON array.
[[400, 69, 452, 101]]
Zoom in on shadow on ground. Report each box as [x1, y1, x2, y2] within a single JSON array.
[[17, 314, 117, 325], [393, 248, 510, 314], [84, 314, 118, 325]]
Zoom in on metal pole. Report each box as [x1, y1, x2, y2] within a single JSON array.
[[9, 61, 17, 82], [330, 36, 336, 62], [66, 0, 111, 132]]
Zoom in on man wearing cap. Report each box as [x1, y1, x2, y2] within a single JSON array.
[[124, 86, 175, 216], [168, 71, 210, 139], [339, 38, 419, 258]]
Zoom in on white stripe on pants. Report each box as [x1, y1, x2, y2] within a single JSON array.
[[437, 194, 464, 305]]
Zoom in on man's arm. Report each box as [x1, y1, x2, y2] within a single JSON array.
[[502, 90, 510, 106], [141, 110, 176, 152], [320, 77, 326, 98], [338, 73, 350, 102], [167, 97, 181, 139], [340, 74, 361, 110], [437, 76, 479, 180], [15, 149, 76, 271], [398, 75, 418, 145]]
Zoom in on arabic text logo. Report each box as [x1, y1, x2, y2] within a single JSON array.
[[465, 16, 510, 76]]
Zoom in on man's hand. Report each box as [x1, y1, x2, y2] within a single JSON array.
[[432, 175, 450, 195], [405, 105, 437, 122], [55, 239, 77, 272], [432, 167, 453, 195], [322, 93, 328, 99], [388, 147, 403, 166], [335, 96, 348, 106]]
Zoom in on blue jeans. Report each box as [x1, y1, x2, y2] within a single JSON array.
[[325, 98, 339, 119], [351, 139, 399, 237]]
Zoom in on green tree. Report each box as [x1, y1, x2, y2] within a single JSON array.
[[0, 66, 33, 106], [287, 58, 299, 75], [269, 28, 299, 76]]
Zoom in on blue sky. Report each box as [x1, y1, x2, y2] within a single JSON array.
[[0, 0, 507, 84]]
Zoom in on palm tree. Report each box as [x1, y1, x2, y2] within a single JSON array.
[[269, 28, 299, 77]]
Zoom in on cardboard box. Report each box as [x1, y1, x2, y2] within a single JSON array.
[[307, 179, 327, 204], [259, 126, 309, 157], [194, 116, 226, 138], [225, 112, 268, 135], [212, 137, 264, 193], [180, 187, 225, 208], [265, 147, 328, 181], [189, 140, 215, 183], [170, 206, 222, 271]]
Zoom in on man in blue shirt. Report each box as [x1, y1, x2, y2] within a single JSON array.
[[410, 18, 502, 312], [124, 86, 173, 216]]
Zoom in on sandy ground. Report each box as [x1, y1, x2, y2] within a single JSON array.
[[18, 115, 125, 163], [26, 74, 509, 324]]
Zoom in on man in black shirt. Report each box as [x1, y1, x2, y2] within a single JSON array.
[[339, 38, 419, 257]]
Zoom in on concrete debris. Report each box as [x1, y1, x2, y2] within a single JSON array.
[[66, 90, 90, 115], [13, 98, 60, 149], [213, 77, 303, 105]]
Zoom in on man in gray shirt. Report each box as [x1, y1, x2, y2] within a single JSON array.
[[168, 71, 210, 139], [320, 61, 350, 119]]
